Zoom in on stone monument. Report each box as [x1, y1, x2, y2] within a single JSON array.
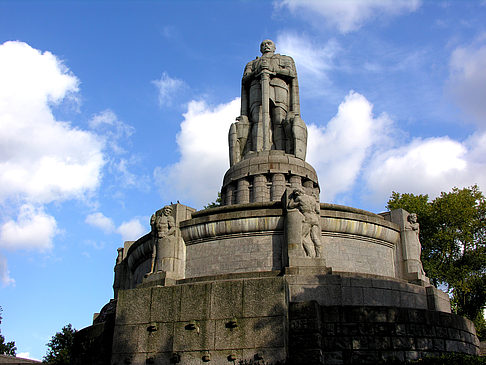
[[72, 40, 480, 365]]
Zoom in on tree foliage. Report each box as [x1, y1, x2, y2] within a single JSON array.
[[0, 306, 16, 356], [387, 185, 486, 339], [43, 324, 76, 365], [204, 191, 222, 209]]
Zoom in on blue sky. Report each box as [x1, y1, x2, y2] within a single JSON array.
[[1, 0, 486, 360]]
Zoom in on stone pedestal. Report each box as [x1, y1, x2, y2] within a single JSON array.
[[221, 150, 319, 206]]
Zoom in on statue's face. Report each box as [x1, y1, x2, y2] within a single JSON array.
[[409, 213, 417, 223], [260, 39, 275, 54], [294, 188, 304, 197], [163, 207, 172, 216]]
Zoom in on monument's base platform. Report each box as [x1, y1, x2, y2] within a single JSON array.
[[72, 271, 479, 365]]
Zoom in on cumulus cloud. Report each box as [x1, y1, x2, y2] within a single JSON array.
[[0, 254, 15, 286], [0, 204, 58, 251], [154, 98, 239, 208], [309, 92, 486, 207], [85, 211, 148, 242], [85, 212, 115, 233], [116, 218, 146, 242], [448, 40, 486, 127], [152, 72, 187, 106], [0, 41, 106, 252], [0, 41, 104, 205], [277, 0, 421, 33], [307, 91, 392, 201], [363, 133, 486, 204], [276, 32, 340, 87]]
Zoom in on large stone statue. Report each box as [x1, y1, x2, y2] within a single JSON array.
[[229, 39, 307, 166], [287, 188, 322, 257]]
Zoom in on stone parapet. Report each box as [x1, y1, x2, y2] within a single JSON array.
[[179, 202, 403, 279], [287, 272, 450, 312]]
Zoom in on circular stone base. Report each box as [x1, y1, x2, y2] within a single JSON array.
[[221, 150, 319, 205]]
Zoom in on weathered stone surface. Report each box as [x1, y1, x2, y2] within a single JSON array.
[[146, 322, 174, 353], [150, 286, 180, 323], [116, 288, 151, 325], [173, 320, 215, 352], [242, 277, 286, 317], [179, 283, 211, 321], [112, 324, 147, 354], [210, 280, 243, 319]]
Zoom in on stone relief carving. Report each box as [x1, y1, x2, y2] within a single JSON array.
[[229, 39, 307, 166], [287, 188, 322, 257]]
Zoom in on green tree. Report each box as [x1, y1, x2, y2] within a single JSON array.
[[387, 185, 486, 339], [204, 191, 222, 209], [0, 306, 16, 356], [43, 324, 76, 365]]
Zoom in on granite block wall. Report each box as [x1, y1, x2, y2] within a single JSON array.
[[289, 302, 479, 365], [111, 276, 288, 365]]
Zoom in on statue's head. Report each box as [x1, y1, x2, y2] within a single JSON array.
[[260, 39, 276, 55], [162, 205, 173, 216], [293, 188, 305, 197], [408, 213, 418, 223]]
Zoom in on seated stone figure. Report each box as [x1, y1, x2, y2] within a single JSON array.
[[229, 39, 307, 166]]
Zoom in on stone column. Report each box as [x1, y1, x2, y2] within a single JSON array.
[[253, 174, 268, 202], [302, 179, 313, 195], [236, 178, 250, 204], [271, 173, 286, 201], [225, 184, 235, 205], [289, 175, 302, 190]]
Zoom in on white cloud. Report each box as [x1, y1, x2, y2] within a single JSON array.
[[0, 41, 105, 205], [307, 91, 392, 201], [363, 132, 486, 204], [17, 353, 39, 361], [0, 253, 15, 286], [116, 218, 146, 242], [448, 41, 486, 127], [154, 98, 239, 208], [0, 204, 58, 251], [89, 109, 134, 155], [85, 212, 115, 233], [276, 32, 340, 86], [0, 41, 108, 252], [277, 0, 421, 33], [152, 72, 187, 106], [88, 110, 145, 189]]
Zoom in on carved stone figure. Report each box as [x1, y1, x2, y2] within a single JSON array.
[[287, 188, 322, 257], [150, 205, 177, 274], [404, 212, 425, 276], [113, 247, 126, 298], [229, 39, 307, 165]]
